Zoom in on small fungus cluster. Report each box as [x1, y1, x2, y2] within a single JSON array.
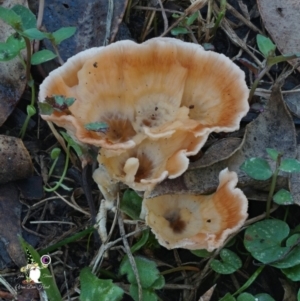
[[39, 37, 249, 250]]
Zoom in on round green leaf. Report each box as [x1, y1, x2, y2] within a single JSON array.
[[281, 263, 300, 281], [237, 293, 255, 301], [129, 285, 158, 301], [240, 158, 273, 180], [171, 27, 190, 36], [120, 189, 143, 220], [273, 189, 293, 205], [210, 249, 242, 274], [255, 293, 275, 301], [279, 158, 300, 173], [31, 49, 56, 65], [50, 148, 61, 160], [79, 267, 123, 301], [0, 42, 19, 61], [244, 219, 290, 264], [6, 33, 25, 52]]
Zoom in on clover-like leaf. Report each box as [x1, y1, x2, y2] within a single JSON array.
[[31, 49, 57, 65], [219, 293, 236, 301], [39, 102, 54, 115], [255, 293, 275, 301], [11, 5, 36, 30], [281, 263, 300, 281], [120, 189, 143, 220], [210, 249, 242, 274], [279, 158, 300, 173], [244, 219, 290, 264], [273, 189, 293, 205], [119, 256, 162, 289], [79, 267, 123, 301], [237, 293, 255, 301], [240, 158, 273, 180], [129, 285, 158, 301], [257, 34, 276, 58]]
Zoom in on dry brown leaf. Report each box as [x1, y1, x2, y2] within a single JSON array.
[[0, 0, 28, 126], [0, 135, 33, 184], [198, 284, 216, 301], [257, 0, 300, 71], [0, 182, 26, 267], [151, 80, 296, 198]]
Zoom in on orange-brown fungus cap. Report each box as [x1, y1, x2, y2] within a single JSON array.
[[38, 38, 249, 150], [143, 168, 248, 250], [98, 130, 206, 191]]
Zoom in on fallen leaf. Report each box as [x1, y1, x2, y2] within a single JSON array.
[[198, 284, 216, 301], [257, 0, 300, 71], [151, 80, 296, 198], [0, 182, 26, 267], [0, 135, 33, 184], [0, 0, 28, 126]]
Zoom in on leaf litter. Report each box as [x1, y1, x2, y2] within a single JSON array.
[[1, 0, 300, 301]]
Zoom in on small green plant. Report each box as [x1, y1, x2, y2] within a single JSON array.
[[171, 12, 198, 36], [0, 5, 76, 138], [240, 148, 300, 217], [249, 34, 300, 102]]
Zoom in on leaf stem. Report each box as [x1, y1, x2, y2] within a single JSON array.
[[24, 36, 32, 82], [44, 143, 70, 192], [266, 154, 282, 218]]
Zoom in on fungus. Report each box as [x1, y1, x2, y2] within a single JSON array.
[[38, 37, 249, 151], [97, 130, 206, 191], [143, 168, 248, 251]]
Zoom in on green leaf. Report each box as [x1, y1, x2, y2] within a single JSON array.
[[0, 42, 19, 61], [60, 131, 83, 157], [119, 256, 162, 289], [31, 49, 57, 65], [129, 285, 158, 301], [19, 238, 63, 301], [11, 4, 36, 30], [240, 158, 273, 180], [219, 293, 236, 301], [266, 148, 280, 161], [6, 33, 25, 52], [256, 34, 276, 58], [273, 189, 293, 205], [210, 249, 242, 274], [190, 249, 212, 258], [130, 229, 150, 254], [255, 293, 276, 301], [298, 288, 300, 301], [171, 27, 190, 36], [26, 105, 36, 116], [151, 275, 165, 289], [237, 293, 255, 301], [244, 219, 290, 264], [120, 189, 143, 220], [279, 158, 300, 173], [39, 102, 54, 115], [0, 6, 22, 28], [79, 267, 123, 301], [84, 122, 109, 133], [50, 148, 61, 160], [52, 26, 76, 44], [186, 12, 198, 26], [23, 28, 48, 40], [281, 263, 300, 281]]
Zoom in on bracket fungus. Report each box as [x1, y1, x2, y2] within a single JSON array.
[[38, 37, 249, 191], [143, 169, 248, 251]]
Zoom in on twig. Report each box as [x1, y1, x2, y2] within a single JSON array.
[[118, 209, 143, 301], [157, 0, 168, 32]]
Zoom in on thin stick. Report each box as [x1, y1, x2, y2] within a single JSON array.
[[157, 0, 168, 32]]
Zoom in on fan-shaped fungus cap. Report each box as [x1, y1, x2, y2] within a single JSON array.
[[38, 37, 249, 150], [143, 168, 248, 251], [98, 130, 206, 191]]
